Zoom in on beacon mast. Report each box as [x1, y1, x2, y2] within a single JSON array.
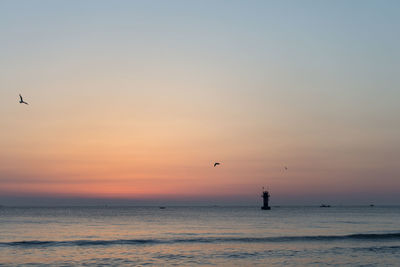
[[261, 187, 271, 210]]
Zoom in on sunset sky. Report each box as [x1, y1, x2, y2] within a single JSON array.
[[1, 0, 399, 205]]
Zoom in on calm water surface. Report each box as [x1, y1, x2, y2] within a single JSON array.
[[0, 206, 399, 266]]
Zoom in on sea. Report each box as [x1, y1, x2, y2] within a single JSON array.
[[0, 206, 399, 266]]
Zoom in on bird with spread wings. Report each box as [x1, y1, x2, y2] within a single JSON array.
[[19, 94, 29, 105]]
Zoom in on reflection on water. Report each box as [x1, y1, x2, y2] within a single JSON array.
[[0, 206, 399, 266]]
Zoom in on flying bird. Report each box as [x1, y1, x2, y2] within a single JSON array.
[[19, 94, 29, 105], [214, 162, 220, 167]]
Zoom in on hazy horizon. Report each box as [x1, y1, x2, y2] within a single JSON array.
[[1, 0, 399, 206]]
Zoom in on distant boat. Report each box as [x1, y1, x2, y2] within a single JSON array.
[[320, 204, 331, 208], [159, 206, 166, 209], [369, 204, 375, 207]]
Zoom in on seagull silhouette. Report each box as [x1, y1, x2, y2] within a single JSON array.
[[19, 94, 29, 105], [214, 162, 220, 167]]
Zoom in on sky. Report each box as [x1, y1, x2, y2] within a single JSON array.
[[0, 0, 399, 205]]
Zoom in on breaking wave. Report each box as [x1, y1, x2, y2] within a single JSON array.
[[1, 232, 400, 247]]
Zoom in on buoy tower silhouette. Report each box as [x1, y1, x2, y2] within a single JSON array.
[[261, 187, 271, 210]]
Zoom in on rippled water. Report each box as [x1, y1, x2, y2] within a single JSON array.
[[0, 206, 399, 266]]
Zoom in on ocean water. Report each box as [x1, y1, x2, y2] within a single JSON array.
[[0, 206, 399, 266]]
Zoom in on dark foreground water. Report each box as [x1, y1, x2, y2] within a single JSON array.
[[0, 206, 399, 266]]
